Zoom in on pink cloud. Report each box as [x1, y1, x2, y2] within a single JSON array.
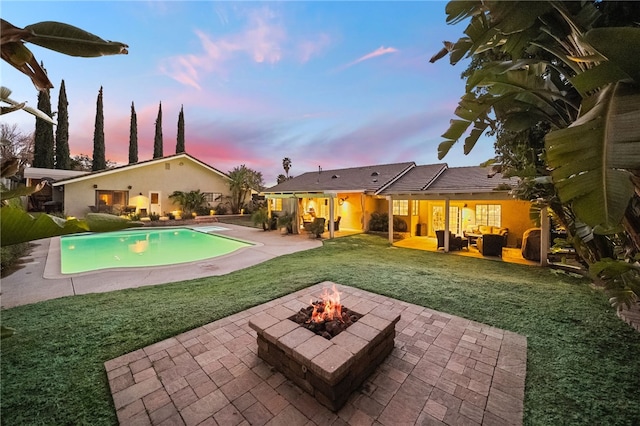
[[297, 33, 332, 63], [159, 7, 286, 88], [342, 46, 398, 69]]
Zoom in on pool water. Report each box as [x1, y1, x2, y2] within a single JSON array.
[[60, 228, 252, 274]]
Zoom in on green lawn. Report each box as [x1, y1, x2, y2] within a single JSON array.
[[1, 234, 639, 425]]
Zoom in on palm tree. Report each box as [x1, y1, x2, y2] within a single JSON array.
[[169, 190, 207, 217], [282, 157, 292, 179]]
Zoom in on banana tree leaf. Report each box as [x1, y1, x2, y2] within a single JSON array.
[[1, 86, 56, 123], [492, 2, 552, 35], [24, 21, 128, 57], [437, 140, 457, 160], [463, 125, 487, 155], [545, 82, 640, 231], [1, 325, 16, 339], [0, 182, 45, 202], [570, 62, 630, 97], [0, 206, 138, 246], [449, 38, 473, 65], [584, 27, 640, 84], [445, 1, 483, 25]]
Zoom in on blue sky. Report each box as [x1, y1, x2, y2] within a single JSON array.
[[1, 1, 496, 185]]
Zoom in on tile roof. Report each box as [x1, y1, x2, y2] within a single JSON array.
[[376, 164, 447, 194], [422, 166, 516, 193], [263, 162, 415, 193]]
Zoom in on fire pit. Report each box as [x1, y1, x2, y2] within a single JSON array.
[[249, 285, 400, 411]]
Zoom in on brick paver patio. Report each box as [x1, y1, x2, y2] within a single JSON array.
[[105, 283, 527, 425]]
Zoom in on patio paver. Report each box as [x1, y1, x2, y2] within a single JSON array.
[[105, 282, 527, 425]]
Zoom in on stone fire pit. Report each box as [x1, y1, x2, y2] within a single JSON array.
[[249, 286, 400, 411]]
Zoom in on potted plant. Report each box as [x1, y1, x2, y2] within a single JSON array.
[[277, 212, 294, 235], [251, 208, 270, 231]]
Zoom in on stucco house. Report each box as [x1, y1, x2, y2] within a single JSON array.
[[51, 153, 231, 218], [263, 162, 535, 251]]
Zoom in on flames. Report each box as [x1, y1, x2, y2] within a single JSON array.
[[310, 284, 343, 323]]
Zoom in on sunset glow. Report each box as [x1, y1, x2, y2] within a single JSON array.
[[1, 1, 497, 185]]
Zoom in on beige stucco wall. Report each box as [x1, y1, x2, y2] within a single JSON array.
[[62, 157, 231, 218]]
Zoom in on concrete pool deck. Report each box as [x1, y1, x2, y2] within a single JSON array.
[[0, 224, 322, 309]]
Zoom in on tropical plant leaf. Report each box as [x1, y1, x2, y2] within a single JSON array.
[[0, 182, 46, 202], [545, 82, 640, 231], [437, 140, 457, 160], [0, 206, 138, 246], [463, 125, 487, 155], [444, 0, 484, 25], [24, 21, 128, 57], [0, 86, 56, 123], [570, 62, 631, 97], [584, 27, 640, 84], [1, 325, 16, 339]]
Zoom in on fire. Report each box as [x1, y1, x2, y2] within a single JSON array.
[[310, 285, 343, 323]]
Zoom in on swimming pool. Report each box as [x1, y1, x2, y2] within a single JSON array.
[[60, 228, 252, 274]]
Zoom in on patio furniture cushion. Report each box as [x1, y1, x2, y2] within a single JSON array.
[[477, 234, 504, 257]]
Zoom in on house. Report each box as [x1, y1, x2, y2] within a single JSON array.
[[263, 162, 415, 236], [51, 153, 232, 218], [263, 162, 536, 251], [24, 167, 87, 212]]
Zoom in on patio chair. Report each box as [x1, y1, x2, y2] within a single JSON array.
[[328, 216, 341, 231], [436, 230, 467, 251], [476, 233, 504, 257]]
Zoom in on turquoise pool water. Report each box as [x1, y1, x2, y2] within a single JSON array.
[[60, 228, 252, 274]]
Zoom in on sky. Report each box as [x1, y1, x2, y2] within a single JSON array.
[[1, 1, 497, 186]]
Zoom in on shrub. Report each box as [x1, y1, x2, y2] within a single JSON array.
[[369, 212, 388, 232], [149, 213, 160, 221], [215, 204, 229, 215], [368, 212, 407, 232], [1, 242, 31, 275]]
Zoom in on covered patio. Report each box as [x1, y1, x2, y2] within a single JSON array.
[[394, 236, 538, 266]]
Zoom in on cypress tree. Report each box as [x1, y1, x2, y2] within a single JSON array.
[[129, 101, 138, 164], [55, 79, 71, 169], [153, 102, 163, 158], [176, 105, 185, 153], [92, 86, 106, 171], [33, 63, 54, 168]]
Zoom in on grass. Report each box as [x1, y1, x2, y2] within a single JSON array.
[[1, 234, 639, 425]]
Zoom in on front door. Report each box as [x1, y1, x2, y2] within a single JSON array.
[[149, 191, 161, 215]]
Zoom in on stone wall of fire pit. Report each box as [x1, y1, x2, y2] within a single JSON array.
[[249, 296, 400, 411]]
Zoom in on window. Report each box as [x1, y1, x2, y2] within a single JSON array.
[[96, 190, 128, 207], [270, 198, 282, 211], [203, 192, 222, 204], [392, 200, 418, 216], [476, 204, 501, 227]]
